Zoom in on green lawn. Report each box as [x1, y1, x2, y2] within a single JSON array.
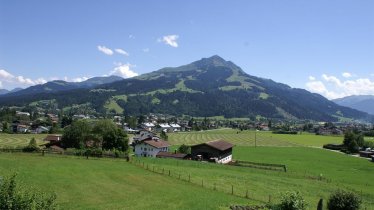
[[0, 153, 253, 210], [0, 133, 48, 148], [138, 146, 374, 209], [168, 129, 342, 147]]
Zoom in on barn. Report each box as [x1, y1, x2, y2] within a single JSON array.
[[191, 140, 233, 164]]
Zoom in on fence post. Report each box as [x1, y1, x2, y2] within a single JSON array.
[[189, 174, 190, 182], [246, 189, 248, 198], [179, 174, 180, 179], [214, 183, 216, 191], [42, 150, 45, 156], [168, 170, 170, 176], [268, 195, 272, 203], [284, 165, 287, 172], [317, 198, 323, 210], [162, 168, 164, 174], [201, 179, 204, 187], [231, 185, 234, 195]]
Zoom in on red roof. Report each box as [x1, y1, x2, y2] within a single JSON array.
[[143, 139, 170, 148], [192, 140, 233, 151]]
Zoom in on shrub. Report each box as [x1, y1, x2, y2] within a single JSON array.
[[0, 174, 57, 210], [22, 138, 40, 152], [327, 190, 361, 210], [278, 191, 307, 210]]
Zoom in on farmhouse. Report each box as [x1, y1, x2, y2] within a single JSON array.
[[142, 122, 155, 131], [134, 139, 170, 157], [191, 140, 233, 164]]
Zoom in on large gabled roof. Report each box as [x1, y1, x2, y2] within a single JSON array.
[[143, 139, 170, 148], [192, 140, 233, 151]]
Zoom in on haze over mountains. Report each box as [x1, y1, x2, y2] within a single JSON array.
[[0, 56, 372, 122], [333, 95, 374, 115]]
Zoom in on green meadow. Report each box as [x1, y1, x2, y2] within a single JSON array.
[[0, 153, 252, 210], [137, 146, 374, 209], [1, 129, 373, 209], [168, 129, 342, 147], [0, 133, 47, 148]]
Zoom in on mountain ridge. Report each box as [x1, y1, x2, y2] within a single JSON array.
[[4, 75, 123, 97], [333, 95, 374, 115], [0, 56, 372, 122]]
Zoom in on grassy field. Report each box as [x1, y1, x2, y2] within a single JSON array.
[[0, 133, 47, 148], [138, 146, 374, 209], [168, 129, 343, 147], [0, 153, 253, 210]]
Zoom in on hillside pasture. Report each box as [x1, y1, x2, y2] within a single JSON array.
[[168, 129, 342, 147], [0, 133, 47, 148], [0, 153, 253, 210]]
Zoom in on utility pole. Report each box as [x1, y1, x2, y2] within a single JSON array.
[[255, 131, 257, 148]]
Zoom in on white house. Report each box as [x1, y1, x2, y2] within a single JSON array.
[[158, 123, 171, 132], [170, 123, 181, 132], [134, 139, 170, 157], [142, 122, 155, 131]]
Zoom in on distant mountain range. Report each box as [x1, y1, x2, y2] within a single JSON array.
[[0, 88, 23, 95], [0, 56, 372, 122], [333, 95, 374, 115], [3, 76, 123, 97]]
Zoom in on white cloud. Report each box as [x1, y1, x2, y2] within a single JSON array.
[[306, 74, 374, 99], [308, 76, 316, 81], [143, 48, 150, 53], [110, 63, 138, 78], [0, 69, 49, 88], [97, 45, 114, 55], [71, 77, 89, 82], [158, 35, 179, 48], [0, 81, 2, 88], [342, 72, 352, 78], [115, 48, 129, 56], [129, 34, 135, 39], [0, 69, 15, 80]]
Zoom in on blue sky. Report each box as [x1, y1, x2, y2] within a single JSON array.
[[0, 0, 373, 99]]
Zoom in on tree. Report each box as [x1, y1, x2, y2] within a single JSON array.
[[23, 138, 40, 152], [60, 116, 72, 128], [2, 122, 9, 133], [160, 130, 168, 141], [0, 174, 57, 210], [343, 131, 364, 153], [92, 120, 129, 151], [327, 190, 361, 210], [177, 144, 191, 154], [62, 120, 92, 149]]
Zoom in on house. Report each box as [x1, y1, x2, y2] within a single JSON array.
[[134, 139, 170, 157], [156, 151, 188, 159], [17, 124, 29, 133], [132, 130, 158, 144], [170, 123, 181, 132], [43, 134, 63, 150], [16, 111, 30, 117], [158, 123, 171, 132], [35, 126, 50, 134], [46, 114, 59, 124], [44, 134, 62, 143], [142, 122, 155, 131], [191, 140, 233, 164]]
